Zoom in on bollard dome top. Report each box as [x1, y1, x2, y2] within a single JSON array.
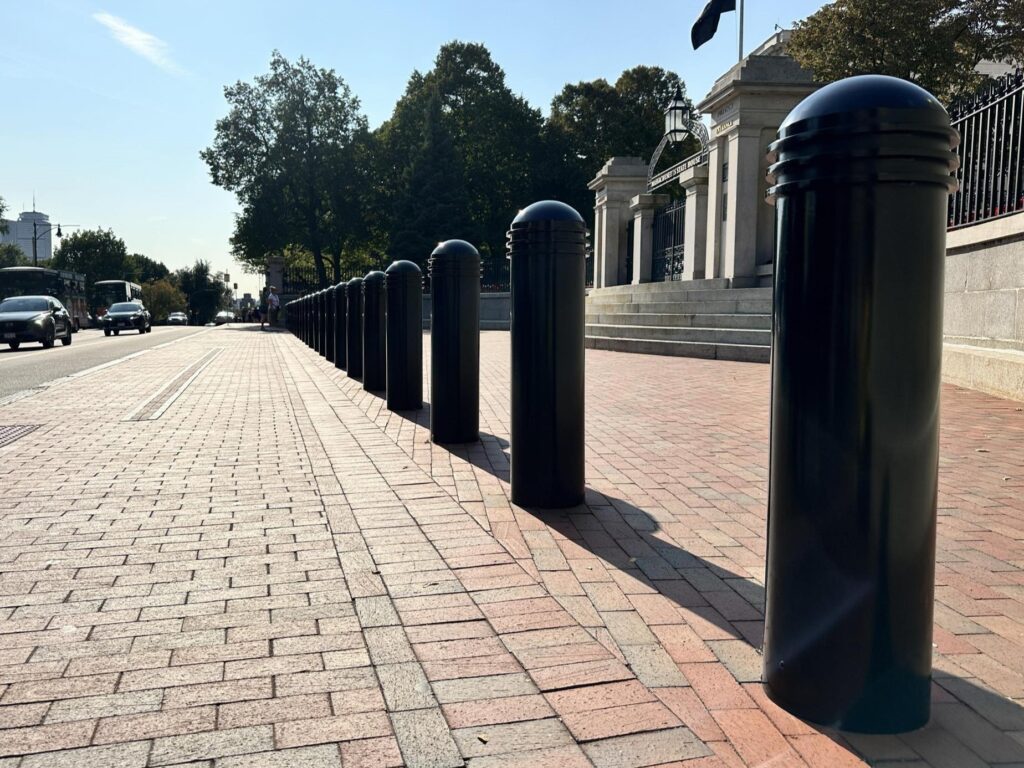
[[779, 75, 951, 139], [385, 259, 422, 276], [363, 270, 385, 285], [430, 239, 480, 259], [511, 200, 584, 226]]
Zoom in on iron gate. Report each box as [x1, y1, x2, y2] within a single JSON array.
[[652, 198, 685, 281]]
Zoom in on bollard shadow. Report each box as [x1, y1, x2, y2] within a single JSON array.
[[315, 347, 1024, 759], [444, 438, 1024, 759]]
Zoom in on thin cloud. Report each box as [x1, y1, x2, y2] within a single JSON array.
[[93, 12, 186, 76]]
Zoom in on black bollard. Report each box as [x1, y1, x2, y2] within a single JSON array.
[[384, 260, 423, 411], [346, 278, 364, 380], [302, 295, 310, 346], [362, 271, 386, 392], [310, 291, 317, 351], [428, 240, 479, 444], [507, 201, 586, 508], [334, 281, 347, 371], [303, 294, 310, 346], [319, 289, 328, 358], [325, 286, 336, 364], [762, 75, 958, 733], [315, 290, 323, 356]]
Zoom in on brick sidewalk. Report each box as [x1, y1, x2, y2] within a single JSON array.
[[1, 327, 1023, 767]]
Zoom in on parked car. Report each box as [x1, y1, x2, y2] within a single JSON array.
[[0, 295, 74, 350], [102, 301, 152, 336], [167, 312, 188, 326], [214, 311, 236, 325]]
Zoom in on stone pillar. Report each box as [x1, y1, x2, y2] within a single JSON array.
[[629, 193, 669, 284], [679, 164, 709, 281], [266, 256, 285, 296], [696, 31, 818, 284], [588, 157, 649, 288]]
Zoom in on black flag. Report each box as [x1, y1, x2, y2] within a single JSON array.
[[691, 0, 737, 50]]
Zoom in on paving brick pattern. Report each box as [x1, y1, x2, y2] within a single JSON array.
[[0, 326, 1022, 766]]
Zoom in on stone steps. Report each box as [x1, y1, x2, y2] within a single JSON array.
[[586, 323, 770, 346], [585, 312, 772, 330], [584, 282, 773, 363], [586, 334, 771, 362], [586, 287, 771, 306]]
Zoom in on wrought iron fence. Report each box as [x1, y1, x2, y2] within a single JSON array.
[[949, 69, 1024, 229], [281, 265, 319, 295], [481, 257, 510, 293], [652, 199, 686, 281]]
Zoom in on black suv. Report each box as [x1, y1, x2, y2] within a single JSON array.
[[102, 301, 152, 336], [0, 295, 74, 350]]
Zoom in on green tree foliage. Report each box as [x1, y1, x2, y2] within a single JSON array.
[[131, 254, 170, 284], [205, 44, 703, 282], [389, 90, 477, 271], [376, 42, 544, 263], [175, 260, 232, 325], [202, 51, 368, 287], [141, 278, 187, 322], [52, 228, 134, 283], [0, 196, 8, 235], [541, 66, 697, 220], [789, 0, 1023, 101], [0, 243, 29, 268]]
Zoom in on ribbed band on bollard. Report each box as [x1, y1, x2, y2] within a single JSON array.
[[362, 271, 386, 392], [763, 75, 958, 734], [385, 260, 423, 411], [346, 278, 364, 380], [507, 200, 587, 509], [428, 240, 480, 444]]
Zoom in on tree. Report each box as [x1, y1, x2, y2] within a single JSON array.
[[389, 90, 477, 270], [175, 260, 232, 325], [52, 229, 133, 284], [141, 278, 187, 322], [0, 243, 29, 269], [376, 42, 545, 263], [0, 196, 8, 235], [788, 0, 1023, 101], [131, 254, 170, 284], [543, 66, 698, 221], [202, 51, 368, 287]]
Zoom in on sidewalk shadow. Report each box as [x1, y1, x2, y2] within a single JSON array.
[[442, 434, 1024, 757]]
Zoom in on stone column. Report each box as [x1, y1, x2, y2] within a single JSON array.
[[629, 193, 669, 284], [679, 164, 709, 281], [696, 31, 818, 284], [266, 256, 285, 295], [588, 157, 649, 289]]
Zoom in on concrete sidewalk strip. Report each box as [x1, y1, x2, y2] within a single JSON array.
[[0, 327, 1023, 766]]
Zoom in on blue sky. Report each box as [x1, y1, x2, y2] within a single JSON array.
[[2, 0, 826, 297]]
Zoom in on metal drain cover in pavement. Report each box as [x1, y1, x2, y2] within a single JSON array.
[[0, 425, 40, 448]]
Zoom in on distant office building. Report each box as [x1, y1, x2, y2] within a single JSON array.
[[0, 211, 53, 262]]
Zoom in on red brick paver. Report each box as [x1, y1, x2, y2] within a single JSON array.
[[0, 326, 1022, 767]]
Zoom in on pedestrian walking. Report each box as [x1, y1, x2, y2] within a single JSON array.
[[265, 286, 280, 330]]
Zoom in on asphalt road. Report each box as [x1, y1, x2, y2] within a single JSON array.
[[0, 326, 208, 400]]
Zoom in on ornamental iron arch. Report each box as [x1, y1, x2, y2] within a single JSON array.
[[647, 87, 711, 191]]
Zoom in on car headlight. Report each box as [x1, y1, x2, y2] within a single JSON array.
[[31, 314, 46, 325]]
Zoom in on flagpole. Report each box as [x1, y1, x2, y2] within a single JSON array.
[[738, 0, 745, 61]]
